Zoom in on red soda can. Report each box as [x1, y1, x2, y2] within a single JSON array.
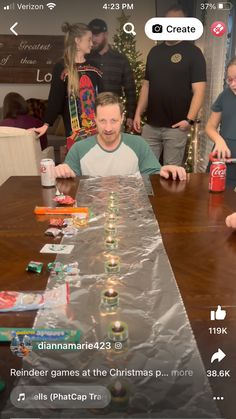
[[209, 161, 226, 192], [40, 159, 55, 187]]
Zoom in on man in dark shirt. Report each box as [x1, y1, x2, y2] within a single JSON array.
[[134, 5, 206, 166], [88, 18, 136, 132]]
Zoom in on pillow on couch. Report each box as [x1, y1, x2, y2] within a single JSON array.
[[26, 98, 65, 136], [26, 98, 46, 121]]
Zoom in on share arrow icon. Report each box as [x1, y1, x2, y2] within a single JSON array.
[[211, 348, 226, 363]]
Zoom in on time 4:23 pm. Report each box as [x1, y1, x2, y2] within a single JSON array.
[[103, 3, 134, 10]]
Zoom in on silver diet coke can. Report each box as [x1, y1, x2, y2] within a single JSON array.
[[40, 159, 55, 187]]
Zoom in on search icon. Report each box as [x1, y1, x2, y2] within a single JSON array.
[[123, 22, 136, 36]]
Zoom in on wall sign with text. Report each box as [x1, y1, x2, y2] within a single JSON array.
[[0, 35, 64, 83]]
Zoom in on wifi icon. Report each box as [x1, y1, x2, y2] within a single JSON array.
[[47, 2, 56, 10]]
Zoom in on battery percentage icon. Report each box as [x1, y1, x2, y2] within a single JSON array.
[[217, 2, 233, 10]]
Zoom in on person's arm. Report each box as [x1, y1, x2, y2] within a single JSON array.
[[205, 111, 231, 159], [96, 69, 103, 94], [34, 62, 67, 137], [188, 81, 206, 120], [172, 81, 206, 130], [138, 137, 161, 175], [30, 123, 49, 137], [32, 62, 67, 137], [173, 46, 206, 131], [138, 137, 186, 180], [55, 141, 81, 178], [64, 143, 82, 176], [133, 80, 149, 132], [33, 118, 48, 150], [44, 62, 67, 125]]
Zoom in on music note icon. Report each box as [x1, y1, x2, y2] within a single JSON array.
[[17, 392, 25, 401]]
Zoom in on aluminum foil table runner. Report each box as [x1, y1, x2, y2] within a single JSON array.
[[3, 175, 221, 418]]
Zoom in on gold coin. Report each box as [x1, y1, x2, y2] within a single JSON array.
[[171, 53, 182, 63]]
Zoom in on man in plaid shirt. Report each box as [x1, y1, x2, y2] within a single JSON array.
[[88, 18, 136, 132]]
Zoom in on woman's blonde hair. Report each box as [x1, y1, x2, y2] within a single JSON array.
[[62, 22, 90, 96]]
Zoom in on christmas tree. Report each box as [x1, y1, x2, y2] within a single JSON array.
[[113, 12, 145, 113]]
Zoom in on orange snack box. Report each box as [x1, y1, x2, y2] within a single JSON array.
[[34, 206, 89, 215]]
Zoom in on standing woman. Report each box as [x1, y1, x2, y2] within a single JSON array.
[[206, 56, 236, 179], [34, 22, 102, 149]]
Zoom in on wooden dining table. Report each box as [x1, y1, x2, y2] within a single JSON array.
[[0, 174, 235, 419]]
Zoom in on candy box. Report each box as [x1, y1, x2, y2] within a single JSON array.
[[0, 283, 69, 312], [26, 261, 43, 273]]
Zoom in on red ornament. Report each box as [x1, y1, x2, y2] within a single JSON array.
[[53, 195, 76, 205]]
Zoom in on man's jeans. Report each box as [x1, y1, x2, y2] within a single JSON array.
[[142, 124, 188, 166]]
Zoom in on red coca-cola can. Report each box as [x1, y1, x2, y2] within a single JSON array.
[[209, 161, 226, 192], [40, 159, 55, 187]]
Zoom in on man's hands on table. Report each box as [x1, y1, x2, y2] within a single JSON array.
[[160, 165, 187, 181], [55, 164, 76, 179]]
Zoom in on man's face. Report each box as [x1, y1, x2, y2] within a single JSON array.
[[165, 9, 185, 44], [165, 10, 185, 17], [95, 104, 124, 148], [92, 32, 108, 51]]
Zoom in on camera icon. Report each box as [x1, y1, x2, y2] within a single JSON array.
[[152, 24, 163, 33]]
